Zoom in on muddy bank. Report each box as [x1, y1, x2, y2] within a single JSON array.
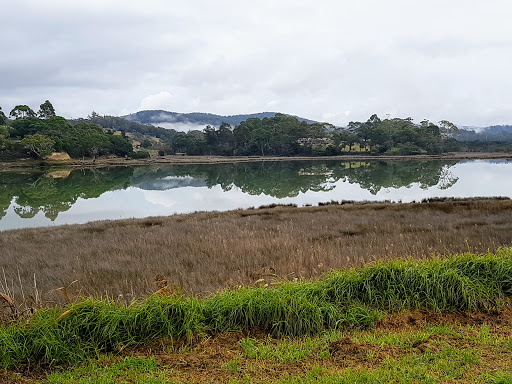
[[1, 152, 511, 170]]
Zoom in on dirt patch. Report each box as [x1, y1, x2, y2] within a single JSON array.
[[378, 305, 512, 332], [46, 152, 71, 161], [0, 368, 45, 384], [122, 305, 512, 382], [329, 337, 372, 359]]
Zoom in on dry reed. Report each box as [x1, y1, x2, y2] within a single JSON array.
[[0, 198, 511, 306]]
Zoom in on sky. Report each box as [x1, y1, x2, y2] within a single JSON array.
[[2, 0, 512, 127]]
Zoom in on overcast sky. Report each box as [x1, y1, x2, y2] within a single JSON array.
[[2, 0, 512, 127]]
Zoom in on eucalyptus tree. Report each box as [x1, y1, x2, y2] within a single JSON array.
[[38, 100, 56, 119], [9, 105, 36, 119], [0, 106, 7, 125], [20, 133, 55, 158]]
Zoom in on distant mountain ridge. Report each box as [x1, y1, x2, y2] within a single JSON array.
[[453, 124, 512, 142], [123, 110, 317, 127], [483, 125, 512, 134]]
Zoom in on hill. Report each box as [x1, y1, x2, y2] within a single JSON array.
[[69, 113, 179, 141], [453, 125, 512, 142], [123, 110, 317, 128]]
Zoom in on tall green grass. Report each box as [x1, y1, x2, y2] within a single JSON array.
[[1, 248, 512, 368], [322, 249, 512, 311]]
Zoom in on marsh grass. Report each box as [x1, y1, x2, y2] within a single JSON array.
[[0, 267, 42, 323], [1, 198, 511, 305], [1, 249, 512, 368]]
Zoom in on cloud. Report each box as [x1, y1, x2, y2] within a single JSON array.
[[140, 92, 174, 111], [1, 0, 512, 127], [156, 122, 208, 133]]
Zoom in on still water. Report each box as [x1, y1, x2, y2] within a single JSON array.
[[1, 159, 511, 230]]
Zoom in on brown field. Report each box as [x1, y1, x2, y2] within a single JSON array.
[[1, 197, 512, 307]]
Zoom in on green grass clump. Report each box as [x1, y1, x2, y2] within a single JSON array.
[[0, 296, 203, 367], [1, 248, 512, 368], [321, 248, 512, 311], [202, 284, 379, 336]]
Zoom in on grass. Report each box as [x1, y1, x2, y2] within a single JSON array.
[[45, 357, 164, 384], [273, 346, 480, 383], [0, 198, 511, 305], [239, 334, 333, 362], [38, 318, 512, 383], [1, 248, 512, 369]]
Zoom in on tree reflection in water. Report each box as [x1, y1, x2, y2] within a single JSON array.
[[0, 160, 459, 222]]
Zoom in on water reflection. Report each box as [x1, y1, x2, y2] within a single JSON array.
[[0, 167, 133, 220], [133, 160, 458, 198], [0, 159, 509, 230]]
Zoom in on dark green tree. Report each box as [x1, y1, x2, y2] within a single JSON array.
[[216, 122, 235, 155], [346, 115, 444, 155], [204, 125, 218, 152], [0, 106, 7, 125], [140, 138, 153, 148], [171, 131, 206, 155], [38, 100, 56, 119], [0, 125, 8, 139], [109, 134, 133, 157], [20, 133, 55, 158], [9, 117, 44, 138], [439, 120, 459, 133], [9, 105, 36, 119]]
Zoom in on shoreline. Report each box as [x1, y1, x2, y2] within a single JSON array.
[[1, 151, 511, 170]]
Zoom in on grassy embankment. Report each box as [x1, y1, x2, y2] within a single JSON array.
[[38, 314, 512, 383], [1, 198, 512, 382]]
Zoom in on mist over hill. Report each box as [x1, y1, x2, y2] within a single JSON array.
[[123, 110, 317, 131], [67, 110, 512, 153], [454, 125, 512, 142], [69, 113, 179, 141]]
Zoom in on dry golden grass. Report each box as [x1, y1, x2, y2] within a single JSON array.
[[1, 198, 511, 305]]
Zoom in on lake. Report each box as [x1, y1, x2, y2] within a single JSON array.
[[1, 159, 511, 231]]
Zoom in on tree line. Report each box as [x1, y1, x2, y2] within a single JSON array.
[[0, 101, 133, 160], [2, 102, 508, 161], [157, 113, 461, 156]]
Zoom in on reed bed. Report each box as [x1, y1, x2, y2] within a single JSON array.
[[1, 248, 512, 368], [1, 198, 511, 306]]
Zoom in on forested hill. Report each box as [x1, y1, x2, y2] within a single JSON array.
[[70, 113, 178, 141], [123, 110, 317, 127], [453, 125, 512, 142], [485, 125, 512, 134]]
